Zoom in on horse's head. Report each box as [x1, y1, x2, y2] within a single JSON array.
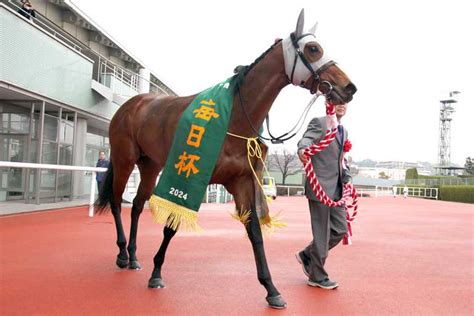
[[282, 9, 357, 105]]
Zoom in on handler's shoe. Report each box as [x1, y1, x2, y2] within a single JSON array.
[[295, 251, 311, 277], [307, 278, 339, 290]]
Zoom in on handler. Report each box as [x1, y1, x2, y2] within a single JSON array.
[[296, 102, 352, 289]]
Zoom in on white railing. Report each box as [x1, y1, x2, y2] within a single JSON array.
[[98, 58, 139, 96], [355, 188, 377, 197], [405, 187, 438, 199], [96, 57, 170, 96], [0, 161, 106, 217], [1, 162, 236, 217], [376, 185, 438, 199], [276, 185, 305, 197], [375, 186, 394, 197], [204, 184, 234, 203]]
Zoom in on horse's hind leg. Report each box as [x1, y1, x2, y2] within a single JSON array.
[[228, 177, 287, 309], [111, 154, 137, 269], [127, 158, 161, 270]]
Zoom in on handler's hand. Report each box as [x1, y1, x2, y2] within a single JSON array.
[[298, 149, 308, 164]]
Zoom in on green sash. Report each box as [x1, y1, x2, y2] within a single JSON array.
[[149, 77, 236, 231]]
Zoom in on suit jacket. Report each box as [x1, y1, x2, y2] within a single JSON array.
[[297, 116, 351, 202]]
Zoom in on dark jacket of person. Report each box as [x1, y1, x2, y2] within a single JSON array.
[[18, 2, 36, 20], [96, 159, 109, 183]]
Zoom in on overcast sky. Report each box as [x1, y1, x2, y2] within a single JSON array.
[[73, 0, 473, 166]]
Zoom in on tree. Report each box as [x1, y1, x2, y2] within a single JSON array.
[[355, 159, 377, 167], [464, 157, 474, 175], [405, 168, 418, 179], [268, 148, 301, 185], [378, 171, 390, 179]]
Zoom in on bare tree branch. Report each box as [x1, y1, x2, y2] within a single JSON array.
[[268, 148, 302, 184]]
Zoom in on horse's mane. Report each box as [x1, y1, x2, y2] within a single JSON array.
[[232, 39, 283, 91]]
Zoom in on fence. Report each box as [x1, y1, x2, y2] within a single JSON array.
[[276, 185, 305, 197], [405, 178, 474, 186], [0, 161, 238, 217], [0, 161, 106, 216], [204, 184, 234, 203], [375, 185, 438, 199], [355, 188, 377, 197]]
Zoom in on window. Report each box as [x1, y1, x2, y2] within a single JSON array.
[[1, 113, 30, 134]]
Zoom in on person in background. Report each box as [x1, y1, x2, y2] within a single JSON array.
[[96, 150, 109, 190], [403, 185, 409, 199], [18, 0, 36, 20], [392, 186, 397, 198]]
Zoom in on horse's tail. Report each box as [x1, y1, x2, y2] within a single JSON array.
[[94, 162, 114, 214]]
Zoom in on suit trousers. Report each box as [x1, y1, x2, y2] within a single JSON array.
[[303, 199, 347, 281]]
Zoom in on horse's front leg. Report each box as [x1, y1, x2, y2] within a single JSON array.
[[229, 177, 287, 309], [148, 226, 177, 288]]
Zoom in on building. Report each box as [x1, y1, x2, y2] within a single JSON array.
[[0, 0, 176, 204], [356, 161, 432, 181]]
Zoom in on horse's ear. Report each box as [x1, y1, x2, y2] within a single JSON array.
[[295, 8, 304, 37], [308, 22, 318, 35]]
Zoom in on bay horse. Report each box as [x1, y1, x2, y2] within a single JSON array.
[[95, 10, 356, 309]]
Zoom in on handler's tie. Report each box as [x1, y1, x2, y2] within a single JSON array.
[[337, 125, 344, 151]]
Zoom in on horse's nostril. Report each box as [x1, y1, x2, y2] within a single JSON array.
[[344, 83, 357, 95]]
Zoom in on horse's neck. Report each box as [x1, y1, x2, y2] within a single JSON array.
[[231, 46, 289, 136]]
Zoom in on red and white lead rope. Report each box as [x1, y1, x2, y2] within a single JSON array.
[[303, 103, 359, 245]]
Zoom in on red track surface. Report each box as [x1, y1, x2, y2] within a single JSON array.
[[1, 197, 472, 315]]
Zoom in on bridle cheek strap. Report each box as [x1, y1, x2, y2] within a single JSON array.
[[286, 32, 335, 91]]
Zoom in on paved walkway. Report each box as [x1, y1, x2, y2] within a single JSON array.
[[0, 199, 133, 216], [0, 197, 472, 315]]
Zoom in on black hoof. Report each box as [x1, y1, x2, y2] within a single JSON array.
[[266, 295, 287, 309], [116, 257, 129, 269], [148, 278, 165, 289], [128, 260, 142, 270]]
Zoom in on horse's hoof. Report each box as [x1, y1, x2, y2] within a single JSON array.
[[266, 295, 287, 309], [116, 257, 129, 269], [148, 278, 165, 289], [128, 260, 142, 270]]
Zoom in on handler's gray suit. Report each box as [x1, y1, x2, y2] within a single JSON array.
[[297, 116, 351, 281]]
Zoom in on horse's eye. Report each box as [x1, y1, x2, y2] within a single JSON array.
[[310, 46, 319, 53]]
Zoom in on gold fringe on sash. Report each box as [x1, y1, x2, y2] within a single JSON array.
[[230, 208, 252, 226], [149, 195, 202, 232], [231, 209, 287, 233], [259, 211, 287, 235]]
